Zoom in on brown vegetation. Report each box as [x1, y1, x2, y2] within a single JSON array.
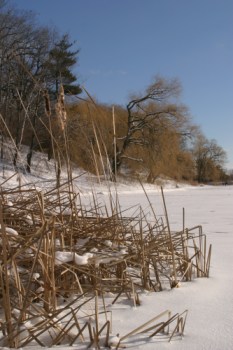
[[0, 174, 211, 348]]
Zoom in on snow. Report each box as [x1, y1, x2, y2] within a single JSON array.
[[54, 251, 73, 265], [1, 157, 233, 349], [54, 251, 93, 265], [0, 225, 18, 236], [74, 252, 93, 265], [100, 185, 233, 350]]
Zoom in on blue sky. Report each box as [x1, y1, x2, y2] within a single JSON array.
[[14, 0, 233, 169]]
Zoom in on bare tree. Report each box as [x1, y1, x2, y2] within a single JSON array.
[[111, 76, 191, 180], [193, 134, 227, 183], [0, 3, 58, 169]]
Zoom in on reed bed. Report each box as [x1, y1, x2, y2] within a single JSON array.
[[0, 178, 212, 348]]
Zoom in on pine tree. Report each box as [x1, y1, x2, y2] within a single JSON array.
[[45, 34, 81, 96]]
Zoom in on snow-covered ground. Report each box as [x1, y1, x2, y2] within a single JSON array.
[[108, 185, 233, 350], [1, 157, 233, 349]]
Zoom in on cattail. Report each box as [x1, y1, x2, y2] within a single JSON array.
[[55, 84, 67, 130]]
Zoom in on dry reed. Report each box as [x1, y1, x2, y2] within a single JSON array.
[[0, 176, 212, 348]]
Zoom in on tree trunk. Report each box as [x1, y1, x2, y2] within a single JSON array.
[[26, 135, 35, 173], [147, 171, 156, 184]]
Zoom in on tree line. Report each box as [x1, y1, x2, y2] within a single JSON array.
[[66, 80, 228, 184], [0, 0, 80, 172], [0, 0, 229, 184]]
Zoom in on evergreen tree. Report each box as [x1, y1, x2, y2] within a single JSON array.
[[45, 33, 81, 96]]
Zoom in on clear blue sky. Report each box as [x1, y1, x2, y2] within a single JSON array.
[[14, 0, 233, 169]]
